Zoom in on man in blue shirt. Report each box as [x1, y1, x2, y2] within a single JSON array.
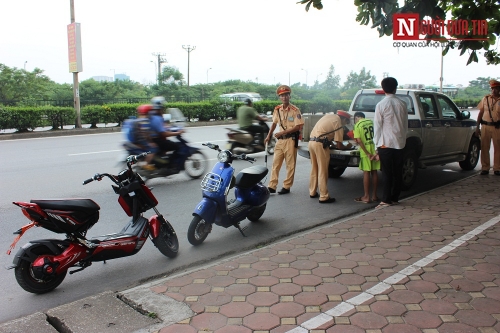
[[149, 96, 185, 157]]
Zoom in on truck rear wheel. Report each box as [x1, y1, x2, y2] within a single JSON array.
[[328, 165, 346, 178], [401, 150, 418, 191]]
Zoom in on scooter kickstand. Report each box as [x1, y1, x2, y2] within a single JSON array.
[[235, 223, 248, 237]]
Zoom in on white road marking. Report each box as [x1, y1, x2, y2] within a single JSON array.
[[68, 149, 121, 156], [286, 214, 500, 332], [67, 140, 228, 156]]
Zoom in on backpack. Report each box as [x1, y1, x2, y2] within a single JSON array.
[[123, 117, 152, 146]]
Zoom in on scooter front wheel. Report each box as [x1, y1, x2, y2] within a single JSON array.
[[14, 245, 67, 294], [153, 221, 179, 258], [187, 215, 211, 246], [267, 138, 277, 155]]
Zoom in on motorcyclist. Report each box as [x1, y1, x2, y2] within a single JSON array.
[[237, 98, 267, 144], [122, 104, 159, 170], [148, 96, 185, 162]]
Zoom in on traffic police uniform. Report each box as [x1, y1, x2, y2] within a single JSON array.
[[308, 112, 349, 201], [268, 85, 304, 192], [478, 79, 500, 174]]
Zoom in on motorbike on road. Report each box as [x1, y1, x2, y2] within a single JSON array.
[[187, 143, 270, 246], [226, 118, 276, 155], [122, 134, 208, 180], [6, 153, 179, 294], [121, 108, 208, 181]]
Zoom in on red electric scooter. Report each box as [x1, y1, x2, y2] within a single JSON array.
[[6, 153, 179, 294]]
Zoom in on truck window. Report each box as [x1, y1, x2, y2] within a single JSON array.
[[437, 96, 459, 119], [418, 95, 438, 119], [352, 94, 414, 115]]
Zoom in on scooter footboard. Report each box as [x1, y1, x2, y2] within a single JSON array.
[[193, 198, 218, 224], [235, 183, 270, 207]]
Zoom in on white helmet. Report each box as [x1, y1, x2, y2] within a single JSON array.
[[151, 96, 166, 110]]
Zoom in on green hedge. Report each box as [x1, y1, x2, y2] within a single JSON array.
[[453, 98, 481, 109], [0, 99, 358, 131]]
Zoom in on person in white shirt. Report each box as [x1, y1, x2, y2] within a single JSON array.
[[373, 77, 408, 208]]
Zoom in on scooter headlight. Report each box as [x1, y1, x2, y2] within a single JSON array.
[[218, 151, 231, 163]]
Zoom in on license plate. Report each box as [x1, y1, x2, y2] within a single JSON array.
[[331, 154, 345, 160]]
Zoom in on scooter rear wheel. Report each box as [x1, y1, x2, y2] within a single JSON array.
[[247, 203, 267, 222], [187, 215, 211, 246], [153, 222, 179, 258], [185, 152, 208, 179], [14, 245, 67, 294]]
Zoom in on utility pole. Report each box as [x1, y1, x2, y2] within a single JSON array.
[[70, 0, 81, 128], [182, 45, 196, 88], [152, 52, 167, 85]]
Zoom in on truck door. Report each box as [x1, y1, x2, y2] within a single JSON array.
[[436, 95, 467, 155], [418, 94, 445, 158]]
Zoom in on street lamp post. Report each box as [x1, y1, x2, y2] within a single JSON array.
[[301, 68, 308, 86], [206, 67, 212, 84], [182, 45, 196, 88], [150, 61, 157, 84], [24, 61, 27, 71], [439, 46, 444, 93]]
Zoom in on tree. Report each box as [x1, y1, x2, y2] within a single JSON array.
[[0, 64, 54, 103], [455, 76, 499, 100], [298, 0, 500, 66], [159, 66, 184, 85], [469, 76, 498, 89], [342, 67, 377, 91], [324, 65, 341, 90]]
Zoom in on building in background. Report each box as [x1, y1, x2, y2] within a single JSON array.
[[91, 76, 113, 82], [114, 73, 130, 81], [425, 84, 459, 97]]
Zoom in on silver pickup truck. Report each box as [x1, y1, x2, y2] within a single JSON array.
[[298, 89, 480, 190]]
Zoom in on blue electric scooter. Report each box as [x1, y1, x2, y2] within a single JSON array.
[[187, 142, 270, 245]]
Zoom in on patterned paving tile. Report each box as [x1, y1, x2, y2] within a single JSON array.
[[147, 176, 500, 332]]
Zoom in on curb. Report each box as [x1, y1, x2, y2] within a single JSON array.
[[0, 120, 238, 141]]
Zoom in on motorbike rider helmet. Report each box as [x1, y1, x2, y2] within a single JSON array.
[[137, 104, 153, 116], [243, 98, 252, 106], [151, 96, 166, 111]]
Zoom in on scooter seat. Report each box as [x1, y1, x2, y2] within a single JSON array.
[[227, 128, 249, 134], [31, 199, 100, 215], [235, 165, 268, 189]]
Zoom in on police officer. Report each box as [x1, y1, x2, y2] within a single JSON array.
[[476, 79, 500, 175], [264, 85, 304, 194], [308, 111, 352, 203]]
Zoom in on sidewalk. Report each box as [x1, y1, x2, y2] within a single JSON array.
[[1, 173, 499, 333]]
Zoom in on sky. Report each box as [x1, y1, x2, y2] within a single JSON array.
[[1, 0, 497, 88]]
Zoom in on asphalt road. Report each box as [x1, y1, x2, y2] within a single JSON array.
[[0, 123, 481, 323]]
